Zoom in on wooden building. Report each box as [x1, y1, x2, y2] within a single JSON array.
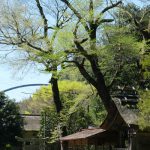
[[60, 87, 150, 150], [16, 114, 45, 150], [22, 114, 41, 138]]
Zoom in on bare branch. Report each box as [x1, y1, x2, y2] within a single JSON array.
[[35, 0, 48, 38], [0, 27, 46, 53], [89, 0, 94, 23], [3, 50, 16, 58]]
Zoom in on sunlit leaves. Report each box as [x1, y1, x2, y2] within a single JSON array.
[[138, 90, 150, 130]]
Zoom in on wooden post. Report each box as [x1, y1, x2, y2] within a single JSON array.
[[128, 128, 136, 150], [43, 112, 46, 150], [23, 142, 25, 150], [109, 145, 112, 150], [128, 136, 132, 150], [61, 141, 68, 150], [95, 144, 98, 150], [61, 141, 63, 150], [95, 139, 98, 150]]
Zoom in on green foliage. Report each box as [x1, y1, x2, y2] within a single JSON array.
[[19, 95, 53, 114], [0, 92, 23, 149], [141, 42, 150, 81], [60, 67, 85, 81], [19, 80, 106, 142], [39, 107, 58, 140], [118, 3, 150, 88], [138, 90, 150, 130], [99, 25, 141, 88], [120, 4, 150, 41]]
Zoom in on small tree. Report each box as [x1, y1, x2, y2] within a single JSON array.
[[0, 92, 23, 149]]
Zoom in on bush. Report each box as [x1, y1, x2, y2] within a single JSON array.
[[0, 92, 23, 149]]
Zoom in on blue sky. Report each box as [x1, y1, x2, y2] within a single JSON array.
[[0, 61, 50, 102]]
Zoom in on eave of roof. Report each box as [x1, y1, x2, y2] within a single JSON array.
[[60, 128, 105, 141], [113, 98, 138, 125]]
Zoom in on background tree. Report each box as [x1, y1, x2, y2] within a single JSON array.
[[0, 92, 23, 149], [111, 3, 150, 130], [119, 3, 150, 88]]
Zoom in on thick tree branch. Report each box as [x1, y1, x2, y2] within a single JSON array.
[[60, 0, 82, 20], [60, 0, 89, 31], [50, 71, 62, 113], [140, 9, 150, 23], [35, 0, 48, 38], [89, 0, 94, 24], [24, 40, 45, 52], [73, 21, 80, 39], [74, 40, 91, 59], [73, 22, 90, 59], [101, 1, 122, 14], [73, 23, 88, 44], [88, 55, 112, 112], [64, 60, 97, 87], [89, 55, 101, 79], [95, 1, 122, 25], [49, 28, 60, 51], [98, 19, 114, 24], [72, 20, 111, 107]]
